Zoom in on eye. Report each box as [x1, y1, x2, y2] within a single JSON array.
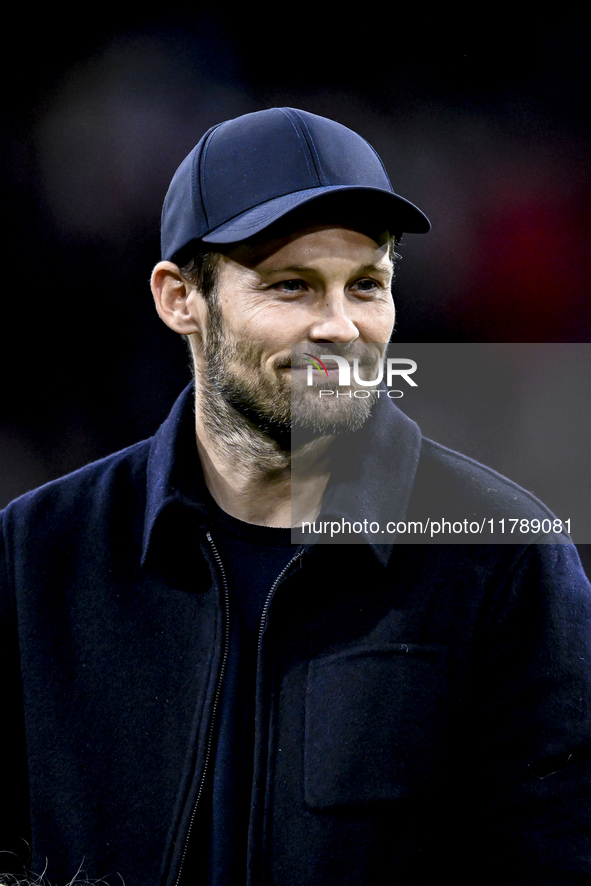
[[274, 279, 307, 294], [352, 278, 380, 295]]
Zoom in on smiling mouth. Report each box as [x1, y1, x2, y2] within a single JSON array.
[[281, 345, 382, 375], [284, 364, 349, 374], [285, 355, 354, 371]]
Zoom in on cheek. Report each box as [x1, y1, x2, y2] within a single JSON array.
[[242, 304, 308, 347], [218, 296, 291, 341], [365, 299, 395, 341]]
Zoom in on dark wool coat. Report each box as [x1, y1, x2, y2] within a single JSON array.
[[2, 385, 591, 886]]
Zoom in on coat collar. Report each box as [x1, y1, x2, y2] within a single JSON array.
[[141, 384, 422, 568], [294, 389, 422, 565]]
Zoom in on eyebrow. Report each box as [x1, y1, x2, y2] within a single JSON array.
[[257, 262, 392, 279]]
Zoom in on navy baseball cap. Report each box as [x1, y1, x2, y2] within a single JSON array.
[[160, 107, 430, 260]]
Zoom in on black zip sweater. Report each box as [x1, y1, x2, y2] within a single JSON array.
[[2, 385, 591, 886]]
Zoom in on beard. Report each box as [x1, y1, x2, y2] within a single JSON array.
[[200, 297, 381, 452]]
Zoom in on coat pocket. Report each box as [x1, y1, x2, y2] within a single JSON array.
[[304, 644, 450, 809]]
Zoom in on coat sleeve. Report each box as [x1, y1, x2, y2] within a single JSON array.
[[0, 512, 32, 879], [462, 541, 591, 884]]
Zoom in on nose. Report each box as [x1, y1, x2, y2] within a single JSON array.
[[308, 292, 359, 345]]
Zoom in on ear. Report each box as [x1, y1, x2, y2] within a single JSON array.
[[150, 261, 204, 335]]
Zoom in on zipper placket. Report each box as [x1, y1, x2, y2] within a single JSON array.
[[172, 539, 304, 886], [257, 549, 305, 651], [248, 547, 305, 885], [173, 532, 231, 886]]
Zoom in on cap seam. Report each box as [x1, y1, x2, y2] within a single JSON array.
[[198, 123, 223, 230], [368, 142, 394, 191], [279, 108, 322, 187]]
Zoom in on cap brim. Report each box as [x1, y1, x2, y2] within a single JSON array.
[[201, 186, 430, 245]]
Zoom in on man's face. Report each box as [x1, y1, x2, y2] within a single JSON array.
[[195, 225, 395, 441]]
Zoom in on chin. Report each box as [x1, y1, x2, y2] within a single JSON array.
[[290, 387, 376, 436]]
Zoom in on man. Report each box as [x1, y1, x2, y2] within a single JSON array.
[[1, 108, 591, 886]]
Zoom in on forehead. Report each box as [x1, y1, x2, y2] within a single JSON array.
[[223, 224, 392, 274]]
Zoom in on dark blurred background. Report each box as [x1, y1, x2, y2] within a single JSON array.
[[1, 9, 589, 564]]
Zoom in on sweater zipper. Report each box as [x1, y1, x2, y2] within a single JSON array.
[[173, 532, 231, 886]]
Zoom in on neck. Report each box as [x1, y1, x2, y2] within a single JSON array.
[[194, 378, 333, 528]]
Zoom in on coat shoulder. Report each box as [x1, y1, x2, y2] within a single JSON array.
[[411, 437, 566, 530], [0, 437, 151, 540]]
